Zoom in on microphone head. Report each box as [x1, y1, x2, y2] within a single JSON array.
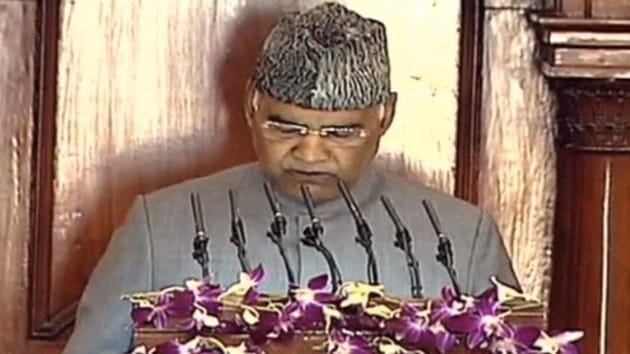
[[380, 195, 405, 231], [263, 182, 287, 235], [229, 189, 238, 219], [263, 181, 281, 215], [190, 193, 207, 235], [337, 179, 363, 220], [422, 199, 444, 237]]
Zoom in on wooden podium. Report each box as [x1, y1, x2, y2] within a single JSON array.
[[133, 300, 545, 353]]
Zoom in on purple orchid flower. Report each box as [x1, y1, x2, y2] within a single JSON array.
[[430, 322, 460, 354], [443, 296, 508, 349], [326, 330, 372, 354], [488, 324, 541, 354], [249, 305, 299, 345], [165, 280, 225, 332], [132, 290, 195, 329], [431, 286, 475, 323], [202, 343, 262, 354], [386, 303, 436, 350], [529, 330, 584, 354], [239, 264, 265, 286], [151, 338, 262, 354], [247, 264, 265, 284], [200, 341, 262, 354], [220, 264, 265, 300], [241, 265, 265, 296], [152, 338, 199, 354], [290, 274, 338, 327], [242, 287, 260, 305], [192, 282, 224, 313]]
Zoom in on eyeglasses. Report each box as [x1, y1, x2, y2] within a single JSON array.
[[260, 120, 368, 147]]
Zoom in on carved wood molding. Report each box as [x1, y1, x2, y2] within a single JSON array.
[[529, 13, 630, 79], [529, 12, 630, 151], [554, 80, 630, 151], [455, 0, 484, 204], [29, 0, 73, 340]]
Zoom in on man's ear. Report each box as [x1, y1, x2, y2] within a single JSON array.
[[243, 79, 257, 127], [379, 92, 397, 134]]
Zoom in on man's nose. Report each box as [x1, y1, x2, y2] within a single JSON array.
[[292, 134, 330, 163]]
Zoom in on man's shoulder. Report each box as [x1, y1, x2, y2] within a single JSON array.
[[142, 162, 262, 206], [378, 171, 483, 220]]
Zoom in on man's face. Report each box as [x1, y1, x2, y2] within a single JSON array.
[[245, 89, 395, 202]]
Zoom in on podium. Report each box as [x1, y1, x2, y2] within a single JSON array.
[[132, 299, 545, 354]]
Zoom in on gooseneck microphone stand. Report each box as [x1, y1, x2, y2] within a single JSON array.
[[190, 193, 210, 279], [263, 182, 298, 291], [228, 189, 252, 273], [337, 179, 379, 285], [380, 196, 423, 298], [422, 199, 461, 296], [300, 185, 343, 292]]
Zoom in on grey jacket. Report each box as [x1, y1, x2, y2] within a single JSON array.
[[63, 162, 518, 354]]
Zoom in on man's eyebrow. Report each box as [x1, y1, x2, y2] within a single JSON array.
[[267, 114, 305, 126], [267, 114, 364, 129], [321, 123, 363, 129]]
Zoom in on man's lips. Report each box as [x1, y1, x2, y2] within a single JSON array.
[[286, 170, 336, 183]]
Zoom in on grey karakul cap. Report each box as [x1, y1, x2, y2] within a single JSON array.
[[252, 2, 391, 110]]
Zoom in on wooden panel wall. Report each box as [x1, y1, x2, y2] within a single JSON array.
[[480, 0, 556, 303], [531, 1, 630, 352], [549, 81, 630, 354], [0, 1, 37, 353]]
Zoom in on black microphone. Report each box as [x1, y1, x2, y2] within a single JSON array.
[[380, 196, 423, 298], [190, 193, 210, 279], [263, 182, 297, 290], [421, 199, 461, 296], [337, 179, 379, 285], [229, 189, 252, 273], [300, 185, 343, 292]]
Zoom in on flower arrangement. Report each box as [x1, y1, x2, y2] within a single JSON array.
[[125, 266, 582, 354]]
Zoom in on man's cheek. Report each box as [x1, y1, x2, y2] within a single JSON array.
[[266, 146, 292, 175], [336, 152, 363, 175]]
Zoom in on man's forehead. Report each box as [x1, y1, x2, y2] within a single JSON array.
[[259, 92, 377, 125]]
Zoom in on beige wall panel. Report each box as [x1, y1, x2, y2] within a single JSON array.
[[480, 8, 556, 305], [52, 0, 273, 314], [484, 0, 547, 8], [0, 1, 36, 352], [345, 0, 461, 193]]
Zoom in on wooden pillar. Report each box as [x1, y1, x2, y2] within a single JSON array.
[[0, 1, 37, 353], [531, 6, 630, 353]]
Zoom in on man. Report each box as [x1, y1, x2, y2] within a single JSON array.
[[63, 2, 518, 353]]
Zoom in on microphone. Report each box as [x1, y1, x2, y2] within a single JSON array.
[[421, 199, 461, 296], [229, 189, 252, 273], [190, 193, 210, 279], [337, 179, 379, 285], [300, 185, 343, 292], [380, 196, 423, 298], [263, 182, 297, 290]]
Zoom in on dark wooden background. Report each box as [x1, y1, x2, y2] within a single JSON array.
[[532, 1, 630, 354]]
